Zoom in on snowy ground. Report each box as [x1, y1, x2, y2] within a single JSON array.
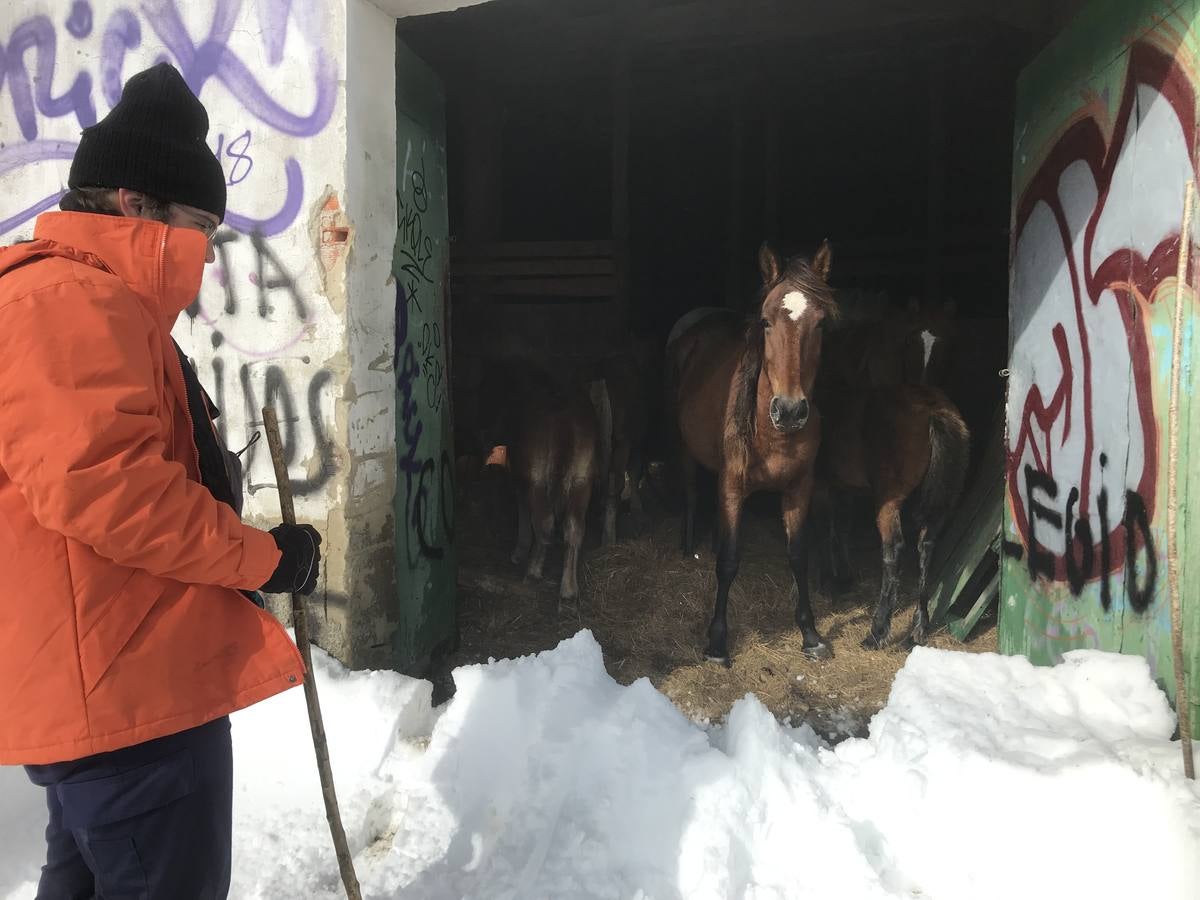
[[2, 630, 1198, 899]]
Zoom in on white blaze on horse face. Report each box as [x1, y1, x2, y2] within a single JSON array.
[[920, 329, 937, 369], [781, 290, 810, 321]]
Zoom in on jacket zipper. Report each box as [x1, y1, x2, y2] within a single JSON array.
[[158, 226, 203, 478]]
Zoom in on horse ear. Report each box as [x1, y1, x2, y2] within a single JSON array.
[[943, 297, 957, 316], [812, 239, 833, 282], [906, 296, 920, 313], [758, 242, 782, 286]]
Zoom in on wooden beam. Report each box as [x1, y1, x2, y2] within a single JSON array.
[[455, 276, 618, 297], [611, 0, 633, 329], [454, 258, 616, 278], [926, 54, 947, 303], [452, 240, 616, 259]]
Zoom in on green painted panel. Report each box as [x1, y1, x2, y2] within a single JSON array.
[[392, 36, 455, 674], [1002, 0, 1200, 736]]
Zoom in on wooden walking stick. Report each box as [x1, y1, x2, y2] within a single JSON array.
[[262, 406, 364, 897], [1167, 181, 1195, 779]]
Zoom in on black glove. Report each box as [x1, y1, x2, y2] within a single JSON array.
[[259, 524, 322, 595]]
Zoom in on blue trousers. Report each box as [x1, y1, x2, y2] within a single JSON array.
[[24, 717, 233, 900]]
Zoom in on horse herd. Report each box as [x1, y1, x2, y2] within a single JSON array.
[[469, 242, 970, 666]]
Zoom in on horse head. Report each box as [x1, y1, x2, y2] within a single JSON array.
[[739, 240, 837, 438]]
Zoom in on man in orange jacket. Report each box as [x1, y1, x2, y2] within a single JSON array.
[[0, 63, 322, 898]]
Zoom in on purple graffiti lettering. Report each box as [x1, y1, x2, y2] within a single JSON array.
[[222, 157, 304, 237], [1, 16, 96, 140], [66, 2, 93, 39], [1, 0, 333, 239], [217, 129, 254, 186], [257, 0, 323, 67], [0, 139, 76, 232], [0, 192, 65, 236], [142, 0, 337, 138], [100, 10, 142, 108]]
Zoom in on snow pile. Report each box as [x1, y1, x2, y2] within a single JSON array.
[[3, 632, 1198, 899]]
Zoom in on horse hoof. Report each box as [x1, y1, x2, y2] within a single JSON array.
[[704, 652, 733, 669], [904, 631, 927, 650], [860, 633, 886, 651], [802, 642, 833, 661]]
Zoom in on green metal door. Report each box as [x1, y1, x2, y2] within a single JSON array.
[[393, 36, 455, 674], [1001, 0, 1200, 736]]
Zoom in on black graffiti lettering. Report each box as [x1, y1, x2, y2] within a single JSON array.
[[250, 231, 308, 320], [1024, 465, 1060, 581], [1018, 459, 1158, 614], [183, 231, 335, 498], [1001, 539, 1025, 560], [394, 160, 453, 570], [1123, 490, 1157, 613], [440, 449, 456, 542], [412, 457, 444, 561], [397, 318, 439, 569], [1063, 486, 1094, 595], [1098, 483, 1113, 611], [233, 363, 335, 498], [211, 356, 228, 445]]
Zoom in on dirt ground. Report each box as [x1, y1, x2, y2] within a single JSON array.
[[441, 469, 997, 740]]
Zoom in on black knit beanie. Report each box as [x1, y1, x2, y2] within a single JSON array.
[[69, 63, 226, 220]]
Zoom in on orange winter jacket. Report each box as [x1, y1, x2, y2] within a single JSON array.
[[0, 212, 305, 765]]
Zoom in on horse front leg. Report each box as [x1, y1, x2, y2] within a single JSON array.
[[784, 475, 832, 660], [863, 500, 904, 649], [704, 470, 744, 665]]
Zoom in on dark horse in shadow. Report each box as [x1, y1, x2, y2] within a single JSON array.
[[475, 359, 602, 608], [667, 242, 836, 665], [815, 325, 971, 649]]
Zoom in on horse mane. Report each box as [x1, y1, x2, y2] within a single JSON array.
[[731, 319, 764, 451]]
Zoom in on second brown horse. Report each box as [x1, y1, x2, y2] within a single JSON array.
[[668, 242, 836, 664], [816, 383, 970, 649]]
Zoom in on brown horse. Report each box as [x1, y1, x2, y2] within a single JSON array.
[[668, 242, 836, 664], [477, 359, 601, 606], [815, 380, 970, 649]]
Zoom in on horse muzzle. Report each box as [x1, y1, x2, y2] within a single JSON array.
[[770, 396, 810, 433]]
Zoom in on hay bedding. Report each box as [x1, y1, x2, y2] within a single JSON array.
[[448, 475, 996, 740]]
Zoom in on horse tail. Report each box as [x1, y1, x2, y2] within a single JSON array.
[[915, 398, 970, 528]]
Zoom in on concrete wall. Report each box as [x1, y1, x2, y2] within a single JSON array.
[[1002, 0, 1200, 735]]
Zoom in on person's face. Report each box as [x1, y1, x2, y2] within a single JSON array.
[[166, 202, 220, 264], [117, 189, 220, 263]]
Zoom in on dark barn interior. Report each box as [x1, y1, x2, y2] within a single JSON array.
[[400, 0, 1084, 727]]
